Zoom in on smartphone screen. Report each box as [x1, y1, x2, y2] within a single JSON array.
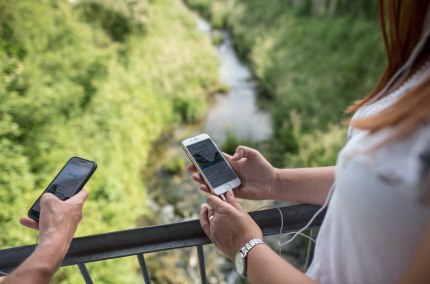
[[28, 157, 97, 221], [185, 138, 238, 189]]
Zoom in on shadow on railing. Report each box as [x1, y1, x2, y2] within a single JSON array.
[[0, 205, 325, 283]]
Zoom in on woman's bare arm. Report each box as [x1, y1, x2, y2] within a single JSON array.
[[273, 166, 335, 205], [247, 243, 317, 283], [397, 222, 430, 284]]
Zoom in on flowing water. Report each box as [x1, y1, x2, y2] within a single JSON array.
[[145, 18, 273, 222], [198, 20, 272, 145], [141, 18, 274, 284]]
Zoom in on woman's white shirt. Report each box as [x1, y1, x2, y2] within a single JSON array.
[[306, 70, 430, 283]]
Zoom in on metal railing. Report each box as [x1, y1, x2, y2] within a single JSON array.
[[0, 205, 325, 283]]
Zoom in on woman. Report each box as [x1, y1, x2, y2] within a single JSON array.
[[188, 1, 430, 283]]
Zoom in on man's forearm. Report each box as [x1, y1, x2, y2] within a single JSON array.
[[2, 240, 68, 284], [273, 166, 335, 205]]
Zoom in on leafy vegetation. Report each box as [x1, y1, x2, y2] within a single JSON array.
[[1, 0, 386, 282], [0, 0, 218, 282], [186, 0, 385, 167]]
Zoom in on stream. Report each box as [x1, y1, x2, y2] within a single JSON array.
[[140, 18, 274, 284], [144, 18, 273, 224], [198, 20, 272, 145]]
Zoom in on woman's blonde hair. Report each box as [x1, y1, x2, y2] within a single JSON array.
[[347, 0, 430, 140]]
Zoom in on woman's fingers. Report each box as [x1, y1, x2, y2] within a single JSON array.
[[186, 163, 197, 172], [191, 173, 211, 193], [207, 207, 214, 221], [225, 190, 244, 212], [223, 152, 233, 160], [200, 184, 210, 193], [199, 206, 211, 237], [206, 195, 226, 212], [192, 173, 204, 183]]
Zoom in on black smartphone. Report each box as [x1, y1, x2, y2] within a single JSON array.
[[28, 157, 97, 221]]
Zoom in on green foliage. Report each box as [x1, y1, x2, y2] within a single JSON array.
[[185, 0, 232, 29], [282, 112, 347, 167], [187, 0, 384, 167], [0, 0, 218, 282], [1, 0, 386, 281], [184, 0, 213, 19], [211, 29, 223, 45], [76, 0, 150, 42], [221, 131, 255, 155], [163, 156, 187, 175]]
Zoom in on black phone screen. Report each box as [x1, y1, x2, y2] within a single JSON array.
[[28, 157, 96, 221], [186, 139, 237, 188]]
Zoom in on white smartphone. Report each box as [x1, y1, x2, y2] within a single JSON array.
[[182, 133, 241, 196]]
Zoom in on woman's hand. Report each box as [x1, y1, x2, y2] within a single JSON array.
[[200, 190, 262, 260], [188, 146, 277, 200]]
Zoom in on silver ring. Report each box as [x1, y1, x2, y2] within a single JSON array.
[[209, 215, 214, 222]]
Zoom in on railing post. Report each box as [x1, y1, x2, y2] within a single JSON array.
[[77, 263, 93, 284], [0, 205, 325, 281], [137, 254, 152, 284], [196, 245, 207, 284]]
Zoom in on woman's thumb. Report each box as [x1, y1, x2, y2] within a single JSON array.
[[232, 146, 259, 161]]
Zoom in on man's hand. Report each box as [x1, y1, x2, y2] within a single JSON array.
[[20, 189, 88, 252], [2, 190, 89, 284]]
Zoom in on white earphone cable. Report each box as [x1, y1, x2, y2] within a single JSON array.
[[278, 182, 335, 248], [255, 182, 335, 255]]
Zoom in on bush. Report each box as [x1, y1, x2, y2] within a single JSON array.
[[0, 0, 219, 282], [187, 0, 384, 168], [76, 0, 150, 41]]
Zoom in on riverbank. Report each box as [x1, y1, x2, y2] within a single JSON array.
[[140, 14, 276, 283], [185, 0, 385, 168]]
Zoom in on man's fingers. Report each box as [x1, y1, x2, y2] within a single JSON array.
[[69, 189, 89, 204], [186, 163, 197, 173], [19, 217, 39, 230], [40, 192, 59, 205], [41, 190, 87, 206]]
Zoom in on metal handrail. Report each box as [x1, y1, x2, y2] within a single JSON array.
[[0, 205, 325, 282]]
